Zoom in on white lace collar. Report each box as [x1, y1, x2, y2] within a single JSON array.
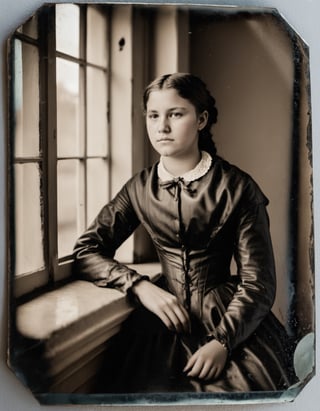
[[158, 151, 212, 182]]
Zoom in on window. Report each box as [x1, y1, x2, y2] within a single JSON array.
[[10, 4, 110, 297]]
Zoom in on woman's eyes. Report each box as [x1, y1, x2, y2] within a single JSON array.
[[148, 112, 183, 120], [169, 112, 183, 118], [148, 113, 159, 120]]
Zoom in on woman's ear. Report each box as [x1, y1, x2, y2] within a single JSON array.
[[198, 111, 209, 131]]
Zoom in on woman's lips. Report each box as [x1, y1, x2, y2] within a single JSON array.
[[157, 138, 174, 142]]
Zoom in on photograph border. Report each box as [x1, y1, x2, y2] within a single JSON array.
[[2, 0, 317, 408]]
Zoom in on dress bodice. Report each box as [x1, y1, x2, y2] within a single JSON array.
[[74, 155, 276, 351]]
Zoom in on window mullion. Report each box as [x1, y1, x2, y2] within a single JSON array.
[[107, 9, 111, 202], [41, 7, 58, 283], [82, 6, 88, 229]]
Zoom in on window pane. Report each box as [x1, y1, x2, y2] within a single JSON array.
[[87, 159, 109, 226], [56, 4, 80, 58], [13, 39, 40, 157], [87, 6, 108, 67], [14, 163, 44, 276], [87, 67, 108, 156], [17, 14, 38, 39], [57, 58, 83, 157], [57, 160, 85, 257]]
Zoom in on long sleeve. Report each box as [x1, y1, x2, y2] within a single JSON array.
[[73, 183, 146, 294], [213, 180, 276, 352]]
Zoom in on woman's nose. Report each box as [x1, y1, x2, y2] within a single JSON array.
[[158, 116, 170, 133]]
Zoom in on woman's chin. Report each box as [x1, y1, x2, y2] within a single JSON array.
[[155, 148, 175, 157]]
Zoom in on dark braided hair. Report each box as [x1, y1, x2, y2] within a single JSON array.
[[143, 73, 218, 157]]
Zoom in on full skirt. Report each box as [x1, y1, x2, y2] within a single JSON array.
[[96, 305, 297, 393]]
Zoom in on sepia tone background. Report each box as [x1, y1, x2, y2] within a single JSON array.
[[1, 0, 319, 409]]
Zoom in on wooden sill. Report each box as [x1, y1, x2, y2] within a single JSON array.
[[13, 263, 161, 393]]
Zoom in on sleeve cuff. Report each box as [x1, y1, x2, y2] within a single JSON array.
[[127, 275, 150, 306], [206, 333, 230, 355]]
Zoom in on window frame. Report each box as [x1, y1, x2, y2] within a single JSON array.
[[9, 4, 111, 298]]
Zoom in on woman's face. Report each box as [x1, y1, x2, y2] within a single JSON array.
[[146, 88, 208, 159]]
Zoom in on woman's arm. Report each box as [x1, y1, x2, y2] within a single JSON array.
[[74, 181, 191, 332], [213, 188, 276, 352], [184, 183, 275, 380], [73, 184, 146, 294]]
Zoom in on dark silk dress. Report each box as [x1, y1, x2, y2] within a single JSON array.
[[73, 154, 296, 393]]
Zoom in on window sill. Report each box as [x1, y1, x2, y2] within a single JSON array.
[[13, 263, 161, 393]]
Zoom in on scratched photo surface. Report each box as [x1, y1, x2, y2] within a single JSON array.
[[7, 3, 314, 405]]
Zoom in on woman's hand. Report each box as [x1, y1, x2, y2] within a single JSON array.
[[183, 339, 228, 381], [131, 280, 191, 334]]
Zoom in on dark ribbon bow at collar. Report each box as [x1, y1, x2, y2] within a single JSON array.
[[159, 177, 197, 201]]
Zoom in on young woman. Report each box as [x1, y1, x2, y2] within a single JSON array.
[[73, 73, 296, 393]]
